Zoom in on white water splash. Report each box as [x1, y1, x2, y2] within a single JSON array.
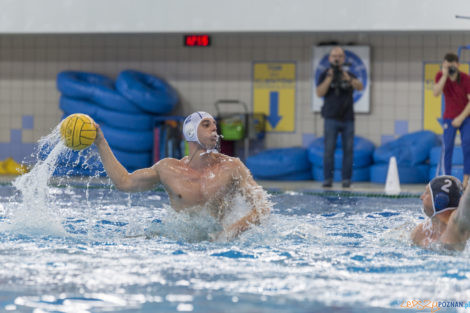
[[145, 204, 222, 242], [2, 126, 67, 236], [145, 186, 273, 243]]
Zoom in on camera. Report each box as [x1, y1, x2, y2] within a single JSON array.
[[448, 66, 457, 75], [330, 62, 351, 93]]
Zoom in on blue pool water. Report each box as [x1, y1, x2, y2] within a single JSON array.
[[1, 181, 470, 313]]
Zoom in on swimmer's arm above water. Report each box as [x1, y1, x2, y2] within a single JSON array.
[[94, 125, 160, 192], [214, 160, 271, 241], [218, 208, 264, 241], [410, 223, 429, 248], [440, 187, 470, 250]]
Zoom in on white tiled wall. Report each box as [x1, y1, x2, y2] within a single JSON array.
[[1, 32, 469, 159]]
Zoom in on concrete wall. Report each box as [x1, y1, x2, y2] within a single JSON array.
[[0, 31, 468, 161]]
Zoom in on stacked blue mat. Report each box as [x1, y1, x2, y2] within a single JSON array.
[[307, 136, 375, 182], [429, 146, 464, 181], [38, 143, 107, 177], [370, 130, 439, 184], [52, 70, 179, 176], [246, 147, 312, 180]]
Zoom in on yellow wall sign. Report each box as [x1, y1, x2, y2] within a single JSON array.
[[424, 63, 469, 134], [253, 62, 296, 132]]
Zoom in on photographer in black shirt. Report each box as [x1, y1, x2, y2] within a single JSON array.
[[316, 46, 363, 188]]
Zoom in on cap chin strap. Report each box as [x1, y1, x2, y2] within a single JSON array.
[[192, 134, 221, 158], [431, 206, 456, 218], [198, 139, 220, 156], [200, 149, 218, 156]]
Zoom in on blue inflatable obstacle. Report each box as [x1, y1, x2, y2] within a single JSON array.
[[57, 71, 143, 113], [429, 145, 464, 166], [307, 136, 375, 182], [311, 166, 370, 182], [46, 144, 151, 174], [113, 148, 153, 171], [429, 165, 464, 181], [370, 130, 439, 184], [56, 70, 169, 173], [246, 147, 312, 180], [370, 163, 430, 184], [37, 144, 106, 177], [60, 97, 155, 131], [116, 70, 179, 114], [373, 130, 439, 166], [307, 136, 375, 168], [99, 124, 153, 153], [429, 145, 464, 181]]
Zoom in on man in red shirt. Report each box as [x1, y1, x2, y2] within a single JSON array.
[[434, 52, 470, 189]]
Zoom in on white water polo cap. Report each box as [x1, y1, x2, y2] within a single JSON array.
[[183, 111, 215, 145]]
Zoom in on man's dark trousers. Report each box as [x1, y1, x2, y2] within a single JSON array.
[[323, 118, 354, 183]]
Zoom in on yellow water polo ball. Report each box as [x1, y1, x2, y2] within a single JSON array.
[[60, 113, 97, 150]]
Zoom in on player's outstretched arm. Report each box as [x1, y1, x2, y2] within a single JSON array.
[[440, 187, 470, 250], [410, 223, 426, 247], [94, 124, 160, 192], [214, 159, 271, 241]]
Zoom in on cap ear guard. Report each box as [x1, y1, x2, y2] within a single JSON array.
[[184, 124, 196, 140], [434, 192, 450, 210]]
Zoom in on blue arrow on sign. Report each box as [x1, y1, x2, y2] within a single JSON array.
[[267, 91, 282, 129]]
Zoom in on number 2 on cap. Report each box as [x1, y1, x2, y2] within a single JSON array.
[[442, 179, 452, 193]]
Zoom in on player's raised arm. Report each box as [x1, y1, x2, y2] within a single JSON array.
[[94, 124, 160, 192], [440, 187, 470, 250], [214, 158, 271, 241]]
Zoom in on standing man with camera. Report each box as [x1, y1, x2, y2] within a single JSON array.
[[433, 52, 470, 189], [316, 46, 363, 188]]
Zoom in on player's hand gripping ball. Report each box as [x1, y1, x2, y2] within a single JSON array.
[[60, 113, 97, 150]]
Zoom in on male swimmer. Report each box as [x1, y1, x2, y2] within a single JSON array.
[[94, 111, 271, 241], [411, 175, 470, 250]]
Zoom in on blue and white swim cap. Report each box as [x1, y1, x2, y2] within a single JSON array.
[[183, 111, 215, 145], [429, 175, 463, 216]]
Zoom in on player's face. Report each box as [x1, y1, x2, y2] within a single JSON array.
[[420, 185, 434, 217], [329, 48, 345, 66], [197, 118, 218, 149]]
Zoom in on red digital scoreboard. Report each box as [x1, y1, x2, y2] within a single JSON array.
[[184, 34, 211, 47]]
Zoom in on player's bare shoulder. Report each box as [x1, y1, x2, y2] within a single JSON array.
[[154, 157, 189, 178], [217, 154, 243, 169], [216, 155, 250, 180], [154, 157, 177, 168]]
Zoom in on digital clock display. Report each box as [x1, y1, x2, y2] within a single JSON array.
[[184, 35, 211, 47]]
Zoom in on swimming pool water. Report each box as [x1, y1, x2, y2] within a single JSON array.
[[0, 183, 469, 313]]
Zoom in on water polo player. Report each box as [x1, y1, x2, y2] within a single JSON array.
[[93, 111, 271, 241], [411, 175, 470, 250]]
